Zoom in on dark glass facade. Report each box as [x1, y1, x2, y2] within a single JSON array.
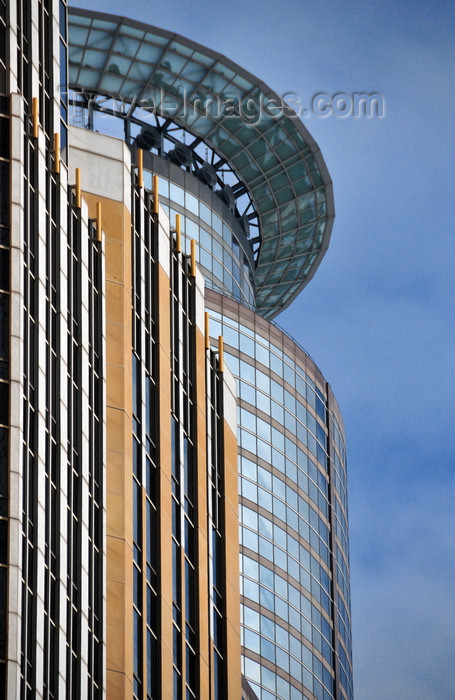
[[4, 3, 105, 697], [0, 93, 9, 695]]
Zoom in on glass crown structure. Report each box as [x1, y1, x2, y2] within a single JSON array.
[[68, 8, 335, 319]]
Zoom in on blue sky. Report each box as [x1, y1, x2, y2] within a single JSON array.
[[70, 1, 455, 697]]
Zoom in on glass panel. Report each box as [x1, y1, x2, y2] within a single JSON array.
[[136, 43, 164, 63], [179, 61, 207, 82], [87, 28, 114, 50], [159, 51, 188, 75]]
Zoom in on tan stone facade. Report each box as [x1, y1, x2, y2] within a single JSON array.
[[70, 131, 241, 699]]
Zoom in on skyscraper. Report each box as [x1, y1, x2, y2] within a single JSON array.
[[0, 2, 353, 700]]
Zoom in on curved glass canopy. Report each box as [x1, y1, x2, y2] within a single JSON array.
[[68, 8, 334, 319]]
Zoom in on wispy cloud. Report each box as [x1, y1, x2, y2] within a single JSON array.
[[352, 477, 455, 700]]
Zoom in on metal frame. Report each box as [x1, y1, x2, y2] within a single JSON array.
[[68, 90, 260, 251], [68, 8, 335, 319]]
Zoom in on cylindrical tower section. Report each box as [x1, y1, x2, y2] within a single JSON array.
[[206, 290, 353, 700], [140, 152, 256, 308]]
